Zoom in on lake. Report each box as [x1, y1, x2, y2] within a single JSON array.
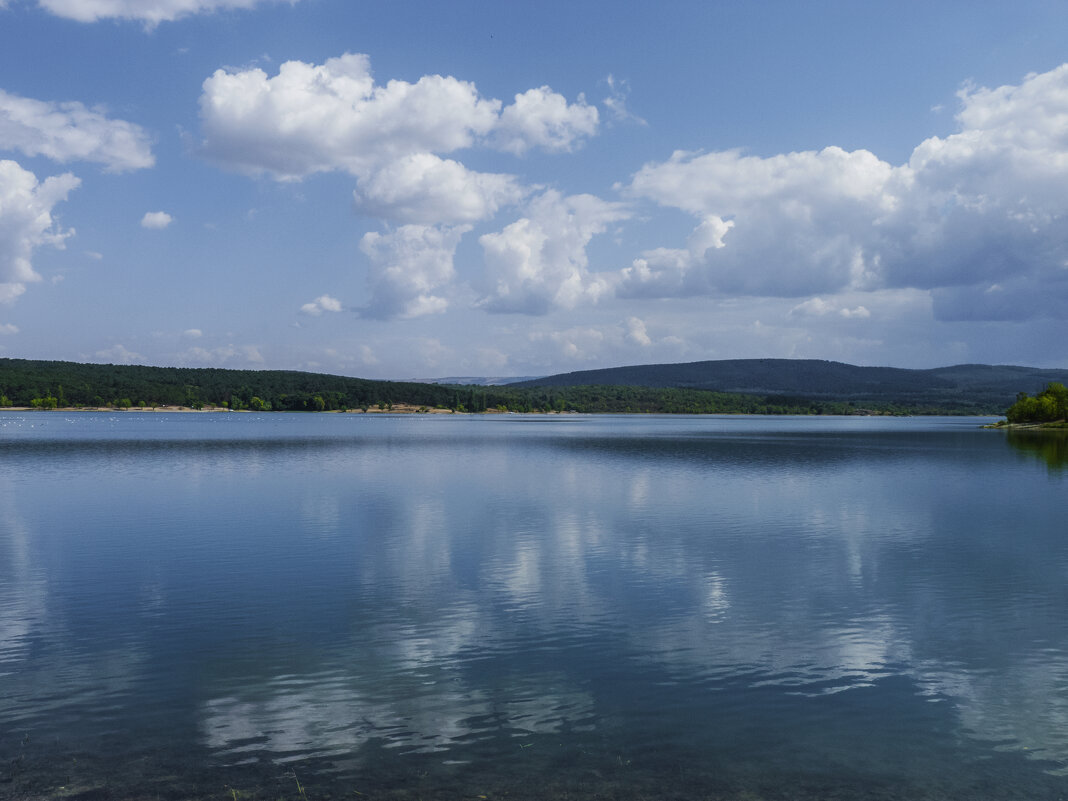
[[2, 412, 1067, 800]]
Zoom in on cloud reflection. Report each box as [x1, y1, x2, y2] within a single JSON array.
[[6, 418, 1068, 786]]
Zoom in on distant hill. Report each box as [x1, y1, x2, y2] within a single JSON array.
[[508, 359, 1068, 410], [0, 358, 464, 411], [408, 375, 546, 386], [3, 357, 1061, 415]]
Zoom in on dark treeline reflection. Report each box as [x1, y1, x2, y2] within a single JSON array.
[[2, 413, 1066, 799], [1007, 428, 1068, 471]]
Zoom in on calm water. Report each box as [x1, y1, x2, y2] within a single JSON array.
[[2, 412, 1067, 800]]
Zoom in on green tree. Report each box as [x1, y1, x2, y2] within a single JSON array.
[[1006, 383, 1068, 423]]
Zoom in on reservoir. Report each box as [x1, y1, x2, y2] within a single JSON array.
[[1, 412, 1066, 799]]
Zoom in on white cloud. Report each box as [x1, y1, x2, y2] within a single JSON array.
[[839, 305, 871, 319], [140, 211, 173, 229], [178, 344, 264, 366], [300, 294, 342, 316], [0, 323, 18, 335], [35, 0, 300, 25], [602, 74, 646, 126], [529, 325, 607, 363], [789, 297, 838, 317], [354, 153, 525, 225], [359, 224, 469, 319], [624, 316, 652, 347], [199, 54, 597, 227], [0, 89, 153, 172], [183, 328, 202, 338], [411, 337, 451, 370], [478, 190, 629, 315], [199, 53, 499, 181], [621, 62, 1068, 322], [94, 343, 144, 364], [789, 297, 871, 319], [476, 347, 509, 370], [357, 344, 377, 365], [622, 146, 894, 298], [0, 160, 79, 303], [492, 86, 598, 155]]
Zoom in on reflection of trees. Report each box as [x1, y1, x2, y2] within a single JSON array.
[[1007, 429, 1068, 471]]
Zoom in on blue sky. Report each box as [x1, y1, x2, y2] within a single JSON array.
[[1, 0, 1067, 378]]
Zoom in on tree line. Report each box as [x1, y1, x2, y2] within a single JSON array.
[[0, 358, 994, 416]]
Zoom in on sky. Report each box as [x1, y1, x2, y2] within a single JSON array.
[[1, 0, 1068, 379]]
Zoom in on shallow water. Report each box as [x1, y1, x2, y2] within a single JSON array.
[[2, 412, 1067, 799]]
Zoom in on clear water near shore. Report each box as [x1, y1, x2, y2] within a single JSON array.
[[2, 412, 1067, 799]]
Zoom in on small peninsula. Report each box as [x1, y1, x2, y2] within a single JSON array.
[[988, 382, 1068, 429]]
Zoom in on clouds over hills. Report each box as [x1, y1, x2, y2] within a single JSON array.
[[2, 0, 1068, 374], [198, 52, 601, 320], [621, 65, 1068, 325], [197, 54, 1068, 328]]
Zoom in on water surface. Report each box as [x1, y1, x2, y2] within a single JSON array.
[[1, 412, 1066, 799]]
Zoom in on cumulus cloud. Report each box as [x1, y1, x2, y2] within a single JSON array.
[[300, 294, 343, 316], [0, 323, 18, 335], [0, 160, 79, 303], [359, 224, 469, 319], [93, 343, 144, 364], [789, 297, 871, 319], [840, 305, 871, 319], [178, 343, 264, 366], [529, 325, 607, 363], [354, 153, 525, 225], [199, 54, 597, 179], [35, 0, 299, 25], [622, 146, 894, 298], [621, 62, 1068, 322], [199, 53, 496, 180], [492, 87, 598, 155], [199, 54, 596, 227], [624, 316, 652, 346], [0, 89, 154, 172], [478, 190, 629, 315], [140, 211, 173, 229]]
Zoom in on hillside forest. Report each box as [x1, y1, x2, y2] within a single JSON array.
[[0, 358, 1038, 416]]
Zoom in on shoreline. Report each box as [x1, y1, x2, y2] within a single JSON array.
[[0, 404, 576, 415], [983, 420, 1067, 430], [0, 406, 999, 418]]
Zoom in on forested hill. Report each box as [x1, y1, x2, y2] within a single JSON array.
[[0, 359, 464, 412], [2, 357, 1060, 415], [508, 359, 1068, 410]]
